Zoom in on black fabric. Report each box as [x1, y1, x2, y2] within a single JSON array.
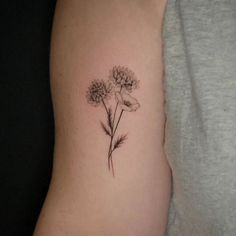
[[0, 1, 56, 235]]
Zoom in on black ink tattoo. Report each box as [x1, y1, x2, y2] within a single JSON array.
[[86, 66, 140, 177]]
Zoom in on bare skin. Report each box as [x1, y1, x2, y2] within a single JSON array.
[[33, 0, 171, 235]]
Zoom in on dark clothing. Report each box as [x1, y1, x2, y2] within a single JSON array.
[[0, 1, 56, 235]]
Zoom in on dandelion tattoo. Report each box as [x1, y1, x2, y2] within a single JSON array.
[[86, 66, 140, 177]]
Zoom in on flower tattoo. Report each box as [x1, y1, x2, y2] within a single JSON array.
[[109, 66, 139, 92], [115, 92, 140, 112], [86, 66, 140, 177], [86, 79, 113, 106]]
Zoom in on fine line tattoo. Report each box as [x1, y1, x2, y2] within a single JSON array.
[[86, 66, 140, 177]]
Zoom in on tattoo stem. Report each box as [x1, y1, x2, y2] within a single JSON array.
[[108, 109, 124, 176], [112, 86, 123, 125], [108, 149, 114, 176], [108, 87, 123, 176], [108, 150, 111, 170], [108, 131, 113, 171], [113, 109, 124, 136], [110, 157, 115, 177], [101, 99, 113, 173], [102, 99, 109, 115], [108, 131, 115, 176]]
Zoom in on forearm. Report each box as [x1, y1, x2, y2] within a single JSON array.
[[34, 0, 171, 235]]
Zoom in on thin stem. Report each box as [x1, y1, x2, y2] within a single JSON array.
[[101, 99, 112, 172], [108, 147, 115, 159], [113, 109, 124, 136], [110, 157, 115, 177], [112, 103, 119, 126], [104, 86, 122, 177], [108, 134, 113, 171], [101, 99, 113, 174], [107, 109, 124, 176], [108, 149, 116, 177], [102, 99, 109, 115], [112, 86, 123, 125], [108, 152, 110, 170], [108, 150, 114, 176], [108, 136, 113, 154], [108, 114, 114, 171]]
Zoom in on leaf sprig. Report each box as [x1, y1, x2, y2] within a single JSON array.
[[113, 134, 127, 150], [100, 121, 111, 136]]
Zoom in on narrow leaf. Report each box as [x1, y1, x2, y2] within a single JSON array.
[[100, 121, 111, 136], [113, 134, 127, 150]]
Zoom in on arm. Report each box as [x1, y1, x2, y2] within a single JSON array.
[[34, 0, 171, 235]]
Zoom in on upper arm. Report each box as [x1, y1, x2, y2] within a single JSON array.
[[34, 1, 171, 235]]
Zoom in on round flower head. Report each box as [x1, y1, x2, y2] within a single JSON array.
[[86, 79, 113, 106], [115, 92, 140, 112], [110, 66, 139, 92]]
